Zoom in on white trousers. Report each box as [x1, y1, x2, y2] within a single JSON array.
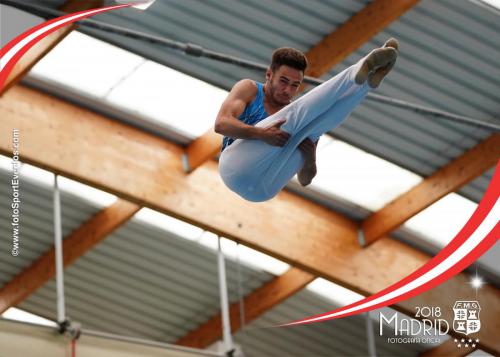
[[219, 58, 370, 202]]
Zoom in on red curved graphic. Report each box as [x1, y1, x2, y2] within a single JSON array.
[[280, 160, 499, 327], [0, 3, 132, 90]]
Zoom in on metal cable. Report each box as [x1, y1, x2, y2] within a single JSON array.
[[236, 243, 246, 331]]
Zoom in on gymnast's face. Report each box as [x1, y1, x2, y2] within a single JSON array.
[[266, 65, 303, 106]]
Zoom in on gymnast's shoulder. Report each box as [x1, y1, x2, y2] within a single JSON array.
[[231, 79, 258, 95], [230, 79, 259, 100]]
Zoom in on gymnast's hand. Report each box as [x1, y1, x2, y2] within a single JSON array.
[[258, 119, 290, 147]]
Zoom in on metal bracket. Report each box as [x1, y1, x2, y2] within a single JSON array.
[[58, 319, 82, 340], [181, 153, 192, 173], [185, 43, 204, 57], [357, 227, 366, 247], [58, 319, 70, 334]]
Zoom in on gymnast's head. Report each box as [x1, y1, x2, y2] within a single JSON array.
[[266, 47, 308, 106]]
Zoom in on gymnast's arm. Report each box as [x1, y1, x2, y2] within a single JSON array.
[[214, 79, 290, 147]]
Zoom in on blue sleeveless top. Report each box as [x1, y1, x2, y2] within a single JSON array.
[[221, 81, 269, 152]]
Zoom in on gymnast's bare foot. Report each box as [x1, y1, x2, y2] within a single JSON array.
[[368, 38, 399, 88], [355, 39, 399, 87]]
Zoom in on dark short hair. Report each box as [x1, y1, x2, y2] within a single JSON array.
[[270, 47, 308, 73]]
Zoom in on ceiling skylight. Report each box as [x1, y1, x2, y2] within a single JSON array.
[[477, 0, 500, 10], [134, 209, 290, 275], [57, 176, 117, 207], [105, 60, 227, 137], [28, 30, 227, 138], [0, 155, 16, 173], [195, 232, 290, 276], [308, 136, 422, 211], [307, 278, 363, 306], [30, 31, 145, 98], [133, 208, 204, 241], [197, 231, 219, 251], [404, 193, 478, 247], [2, 308, 56, 327], [0, 155, 116, 207], [0, 154, 54, 186], [115, 0, 157, 10], [227, 240, 290, 276]]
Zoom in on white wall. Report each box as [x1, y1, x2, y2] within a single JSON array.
[[0, 319, 214, 357]]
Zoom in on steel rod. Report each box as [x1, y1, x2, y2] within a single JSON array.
[[236, 243, 246, 331], [217, 237, 234, 355], [53, 174, 65, 324]]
